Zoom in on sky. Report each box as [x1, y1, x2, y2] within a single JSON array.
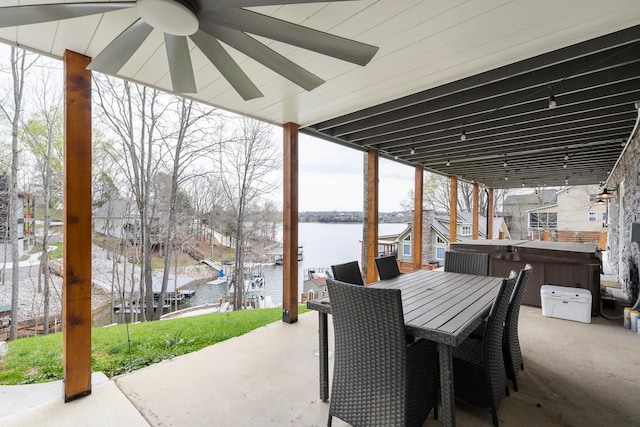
[[271, 127, 416, 212]]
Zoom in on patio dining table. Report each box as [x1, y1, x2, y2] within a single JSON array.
[[307, 269, 504, 427]]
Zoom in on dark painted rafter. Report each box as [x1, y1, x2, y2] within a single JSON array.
[[301, 24, 640, 189]]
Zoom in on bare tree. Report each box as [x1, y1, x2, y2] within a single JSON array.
[[94, 75, 222, 320], [405, 172, 509, 216], [218, 118, 280, 309], [151, 96, 219, 320], [0, 47, 37, 340], [21, 60, 63, 334], [93, 76, 166, 321]]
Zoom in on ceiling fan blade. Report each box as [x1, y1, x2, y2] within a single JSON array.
[[199, 0, 354, 11], [190, 31, 263, 101], [88, 19, 153, 75], [0, 2, 135, 28], [165, 34, 196, 94], [200, 23, 324, 92], [201, 8, 378, 66]]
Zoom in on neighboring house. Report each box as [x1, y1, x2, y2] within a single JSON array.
[[93, 199, 167, 244], [503, 185, 606, 243], [93, 199, 139, 239], [384, 209, 511, 267], [0, 174, 36, 256], [503, 189, 556, 239], [529, 185, 607, 244]]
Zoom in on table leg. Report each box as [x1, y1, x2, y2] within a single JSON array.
[[319, 312, 329, 401], [439, 343, 456, 427]]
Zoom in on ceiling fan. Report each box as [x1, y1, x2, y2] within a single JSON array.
[[0, 0, 379, 100]]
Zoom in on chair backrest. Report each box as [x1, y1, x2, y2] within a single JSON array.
[[505, 264, 533, 363], [482, 274, 518, 405], [326, 278, 408, 423], [331, 260, 365, 285], [375, 255, 401, 280], [508, 264, 533, 317], [444, 251, 490, 275]]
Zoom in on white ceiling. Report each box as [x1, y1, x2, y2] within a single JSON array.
[[1, 0, 639, 128]]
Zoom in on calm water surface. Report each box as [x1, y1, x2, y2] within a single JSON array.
[[180, 222, 407, 308]]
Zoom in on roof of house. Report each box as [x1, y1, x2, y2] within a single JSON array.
[[503, 189, 558, 207], [382, 212, 509, 243], [93, 200, 139, 218]]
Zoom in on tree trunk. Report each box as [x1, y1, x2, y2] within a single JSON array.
[[8, 48, 27, 341]]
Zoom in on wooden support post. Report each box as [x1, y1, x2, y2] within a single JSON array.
[[413, 165, 423, 271], [449, 176, 458, 243], [472, 182, 479, 240], [282, 122, 299, 323], [487, 188, 495, 240], [363, 149, 379, 283], [63, 50, 92, 402]]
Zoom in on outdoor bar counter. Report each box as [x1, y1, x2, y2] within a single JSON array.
[[450, 240, 602, 315]]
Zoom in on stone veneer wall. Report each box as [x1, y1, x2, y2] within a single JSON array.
[[607, 125, 640, 301], [421, 209, 435, 264]]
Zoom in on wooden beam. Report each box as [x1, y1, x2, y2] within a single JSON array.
[[63, 50, 92, 402], [449, 176, 458, 243], [487, 187, 495, 239], [282, 122, 299, 323], [364, 149, 379, 283], [472, 182, 479, 240], [413, 165, 423, 270]]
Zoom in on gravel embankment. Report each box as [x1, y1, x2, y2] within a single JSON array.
[[0, 245, 215, 322]]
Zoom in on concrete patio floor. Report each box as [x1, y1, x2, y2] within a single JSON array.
[[1, 303, 639, 426]]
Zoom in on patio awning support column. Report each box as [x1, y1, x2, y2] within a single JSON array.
[[363, 149, 379, 283], [63, 50, 92, 401], [413, 165, 423, 270], [450, 176, 458, 243], [472, 182, 479, 239], [282, 122, 299, 323], [487, 187, 495, 239]]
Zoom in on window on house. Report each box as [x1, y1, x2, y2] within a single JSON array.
[[461, 225, 471, 235], [436, 247, 445, 259], [602, 212, 608, 222], [403, 244, 411, 256], [588, 212, 597, 222], [529, 212, 558, 229], [403, 235, 411, 241]]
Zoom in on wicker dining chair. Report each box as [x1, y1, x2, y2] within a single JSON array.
[[326, 278, 438, 427], [330, 261, 365, 285], [375, 255, 401, 280], [444, 251, 490, 275], [504, 264, 533, 392], [451, 274, 517, 427]]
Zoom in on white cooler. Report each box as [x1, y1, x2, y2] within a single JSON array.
[[540, 285, 592, 323]]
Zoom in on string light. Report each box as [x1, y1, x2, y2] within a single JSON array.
[[549, 86, 557, 109], [563, 162, 567, 169], [410, 147, 416, 155], [446, 160, 450, 167]]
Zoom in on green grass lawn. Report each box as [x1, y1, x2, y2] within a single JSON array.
[[0, 306, 308, 385]]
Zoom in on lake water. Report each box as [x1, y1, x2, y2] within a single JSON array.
[[174, 222, 408, 309]]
